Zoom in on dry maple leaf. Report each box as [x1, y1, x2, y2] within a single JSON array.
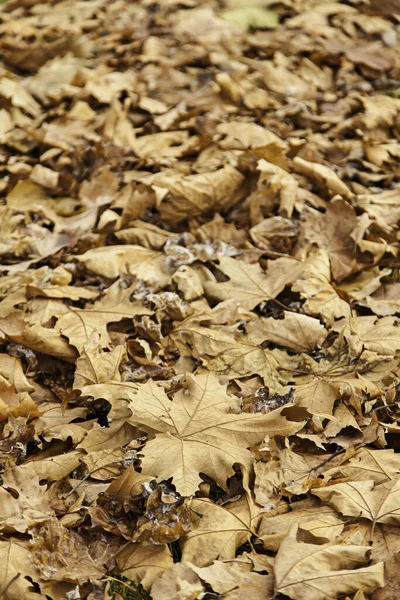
[[151, 559, 274, 600], [181, 497, 257, 566], [116, 543, 174, 590], [0, 379, 39, 422], [74, 337, 125, 387], [249, 215, 299, 252], [76, 245, 172, 286], [299, 201, 361, 282], [192, 560, 275, 600], [258, 504, 344, 551], [333, 315, 400, 360], [324, 448, 400, 484], [216, 121, 285, 152], [205, 256, 304, 310], [246, 311, 328, 353], [314, 479, 400, 527], [127, 372, 304, 495], [169, 318, 297, 387], [144, 165, 245, 223], [33, 402, 89, 445], [293, 377, 339, 417], [0, 538, 45, 600], [0, 467, 56, 533], [254, 446, 329, 508], [0, 311, 77, 363], [150, 562, 204, 600], [274, 524, 385, 600], [56, 281, 152, 353], [293, 157, 353, 199], [292, 249, 351, 323], [16, 452, 83, 483]]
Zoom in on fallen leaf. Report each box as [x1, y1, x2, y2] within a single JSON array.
[[313, 479, 400, 526], [30, 518, 103, 584], [151, 563, 204, 600], [116, 543, 173, 590], [127, 372, 304, 494], [205, 256, 304, 310], [274, 524, 385, 600], [293, 157, 353, 199], [76, 245, 172, 286], [246, 311, 328, 353], [0, 538, 46, 600], [182, 497, 255, 565]]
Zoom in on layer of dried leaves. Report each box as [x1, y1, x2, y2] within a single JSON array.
[[1, 0, 400, 598]]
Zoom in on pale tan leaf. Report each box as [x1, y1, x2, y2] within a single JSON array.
[[205, 256, 304, 310], [314, 479, 400, 526], [259, 504, 344, 551], [299, 201, 360, 281], [127, 372, 304, 494], [292, 249, 351, 324], [116, 543, 173, 590], [151, 563, 204, 600], [0, 311, 77, 363], [333, 315, 400, 359], [76, 245, 172, 286], [144, 165, 245, 223], [191, 560, 275, 599], [56, 282, 152, 353], [0, 467, 56, 533], [325, 448, 400, 484], [0, 538, 46, 600], [293, 157, 353, 199], [181, 497, 255, 566], [247, 311, 328, 352], [74, 337, 125, 387], [293, 377, 339, 417], [274, 524, 384, 600]]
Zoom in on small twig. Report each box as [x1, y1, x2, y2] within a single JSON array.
[[65, 459, 125, 498], [270, 297, 297, 313], [1, 574, 21, 599], [372, 402, 399, 414], [308, 448, 346, 474]]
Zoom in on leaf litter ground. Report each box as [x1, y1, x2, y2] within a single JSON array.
[[1, 0, 400, 598]]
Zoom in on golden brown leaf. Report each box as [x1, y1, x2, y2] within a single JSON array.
[[274, 525, 384, 600], [128, 372, 304, 495]]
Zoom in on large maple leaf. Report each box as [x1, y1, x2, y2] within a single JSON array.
[[127, 372, 304, 495]]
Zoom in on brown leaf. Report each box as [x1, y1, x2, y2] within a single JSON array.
[[313, 479, 400, 526], [116, 543, 173, 590], [191, 560, 275, 600], [151, 563, 204, 600], [127, 372, 304, 494], [30, 518, 103, 584], [205, 256, 304, 310], [0, 311, 77, 363], [143, 166, 245, 223], [0, 467, 56, 533], [76, 245, 172, 286], [299, 201, 361, 282], [274, 524, 385, 600], [0, 538, 46, 600], [182, 497, 257, 566], [246, 311, 328, 353]]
